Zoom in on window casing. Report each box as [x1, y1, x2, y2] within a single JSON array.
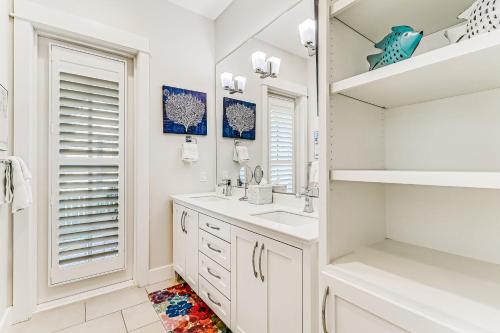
[[49, 45, 126, 285], [268, 95, 296, 193]]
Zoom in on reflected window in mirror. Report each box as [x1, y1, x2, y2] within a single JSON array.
[[268, 95, 296, 193]]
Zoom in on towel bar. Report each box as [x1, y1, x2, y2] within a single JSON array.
[[185, 135, 198, 144]]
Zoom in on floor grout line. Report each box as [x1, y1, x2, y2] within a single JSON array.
[[120, 310, 128, 332], [127, 318, 162, 333]]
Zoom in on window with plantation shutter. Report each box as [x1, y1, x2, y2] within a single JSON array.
[[49, 45, 126, 285], [269, 96, 296, 193]]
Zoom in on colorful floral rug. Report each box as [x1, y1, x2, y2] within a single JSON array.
[[149, 282, 232, 333]]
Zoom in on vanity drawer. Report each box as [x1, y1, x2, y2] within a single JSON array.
[[199, 214, 231, 242], [199, 230, 231, 271], [199, 252, 231, 299], [199, 276, 231, 327]]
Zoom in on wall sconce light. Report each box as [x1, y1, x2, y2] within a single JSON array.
[[221, 72, 247, 94], [299, 19, 316, 57], [251, 51, 281, 79]]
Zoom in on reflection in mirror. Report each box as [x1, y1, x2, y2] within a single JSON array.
[[254, 165, 264, 185], [238, 165, 254, 201], [216, 0, 318, 196]]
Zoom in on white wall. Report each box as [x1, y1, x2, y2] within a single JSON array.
[[215, 0, 301, 62], [216, 38, 308, 184], [0, 0, 13, 325], [26, 0, 216, 276]]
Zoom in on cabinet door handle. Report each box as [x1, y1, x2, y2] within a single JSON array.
[[207, 292, 221, 307], [252, 241, 258, 278], [181, 211, 186, 233], [259, 243, 265, 282], [207, 243, 222, 253], [322, 286, 330, 333], [207, 267, 221, 280], [206, 223, 220, 230]]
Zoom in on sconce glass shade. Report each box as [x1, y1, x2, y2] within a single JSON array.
[[234, 76, 247, 92], [268, 57, 281, 76], [252, 51, 267, 73], [221, 72, 233, 89], [299, 19, 316, 46]]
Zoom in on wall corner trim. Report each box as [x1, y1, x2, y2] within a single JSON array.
[[0, 307, 13, 333]]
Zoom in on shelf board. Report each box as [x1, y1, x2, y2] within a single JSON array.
[[331, 29, 500, 108], [331, 170, 500, 189], [330, 0, 472, 43], [324, 240, 500, 332]]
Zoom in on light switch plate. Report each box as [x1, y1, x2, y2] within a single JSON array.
[[200, 171, 208, 182]]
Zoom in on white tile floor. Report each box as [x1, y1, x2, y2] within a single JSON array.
[[6, 279, 178, 333]]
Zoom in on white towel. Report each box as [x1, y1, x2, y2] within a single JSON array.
[[7, 156, 32, 213], [0, 163, 6, 204], [233, 146, 250, 164], [182, 143, 199, 162], [309, 161, 320, 185]]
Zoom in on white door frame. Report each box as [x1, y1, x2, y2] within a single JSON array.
[[261, 78, 308, 193], [12, 0, 151, 323]]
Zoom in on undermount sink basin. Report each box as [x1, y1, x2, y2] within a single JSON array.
[[252, 210, 318, 227], [191, 195, 229, 202]]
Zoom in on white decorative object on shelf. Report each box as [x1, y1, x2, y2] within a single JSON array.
[[247, 185, 273, 205], [464, 0, 500, 39], [445, 0, 500, 44]]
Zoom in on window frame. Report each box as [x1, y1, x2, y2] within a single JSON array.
[[268, 94, 297, 193], [48, 44, 128, 285]]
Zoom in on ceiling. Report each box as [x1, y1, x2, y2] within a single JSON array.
[[255, 0, 315, 59], [168, 0, 234, 20]]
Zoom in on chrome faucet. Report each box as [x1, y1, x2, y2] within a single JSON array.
[[297, 187, 315, 213], [218, 178, 232, 196]]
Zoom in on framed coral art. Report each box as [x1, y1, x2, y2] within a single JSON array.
[[163, 85, 207, 135], [223, 97, 256, 140]]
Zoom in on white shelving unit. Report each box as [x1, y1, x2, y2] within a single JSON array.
[[319, 0, 500, 332], [331, 170, 500, 189], [331, 29, 500, 108], [330, 0, 472, 42], [323, 240, 500, 333]]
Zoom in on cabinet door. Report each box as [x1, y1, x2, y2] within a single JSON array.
[[231, 227, 266, 333], [184, 208, 199, 293], [321, 276, 412, 333], [262, 237, 302, 333], [321, 282, 408, 333], [172, 204, 186, 279]]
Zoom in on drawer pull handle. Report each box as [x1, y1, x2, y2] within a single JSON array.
[[207, 243, 222, 253], [206, 223, 221, 230], [252, 241, 258, 278], [259, 243, 265, 282], [322, 286, 330, 333], [207, 292, 221, 307], [207, 267, 221, 280]]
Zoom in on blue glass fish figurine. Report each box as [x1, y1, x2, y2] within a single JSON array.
[[367, 26, 423, 71]]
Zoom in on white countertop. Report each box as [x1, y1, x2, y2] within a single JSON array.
[[171, 192, 319, 244]]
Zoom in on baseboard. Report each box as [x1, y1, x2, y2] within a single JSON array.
[[0, 307, 12, 333], [28, 265, 173, 315], [148, 264, 174, 285], [35, 280, 135, 314]]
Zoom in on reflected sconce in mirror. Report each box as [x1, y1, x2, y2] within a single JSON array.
[[299, 19, 316, 57], [252, 51, 281, 79], [221, 72, 247, 94]]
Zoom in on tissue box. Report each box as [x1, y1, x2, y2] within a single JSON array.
[[248, 185, 273, 205]]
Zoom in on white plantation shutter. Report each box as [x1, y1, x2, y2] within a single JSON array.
[[269, 96, 296, 192], [50, 45, 126, 284]]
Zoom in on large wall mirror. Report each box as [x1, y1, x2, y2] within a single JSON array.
[[216, 0, 318, 195]]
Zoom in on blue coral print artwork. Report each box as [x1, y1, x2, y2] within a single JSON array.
[[223, 97, 256, 140], [163, 85, 207, 135]]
